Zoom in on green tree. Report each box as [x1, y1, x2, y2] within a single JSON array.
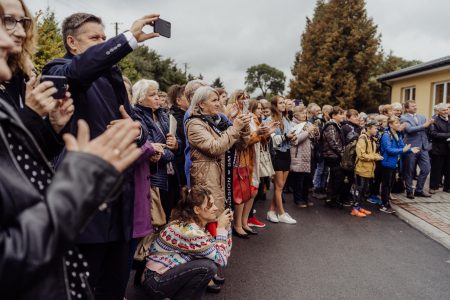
[[33, 8, 65, 73], [118, 45, 187, 91], [212, 77, 224, 88], [245, 63, 286, 98], [289, 0, 381, 111]]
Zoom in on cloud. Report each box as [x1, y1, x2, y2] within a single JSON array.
[[28, 0, 450, 93]]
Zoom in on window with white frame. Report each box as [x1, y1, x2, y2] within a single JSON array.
[[433, 81, 450, 106], [402, 86, 416, 102]]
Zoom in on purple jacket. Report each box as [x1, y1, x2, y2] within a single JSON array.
[[133, 141, 156, 238]]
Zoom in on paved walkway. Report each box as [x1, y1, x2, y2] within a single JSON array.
[[126, 192, 450, 300], [391, 189, 450, 249]]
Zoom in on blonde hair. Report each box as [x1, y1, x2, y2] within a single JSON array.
[[7, 0, 37, 75]]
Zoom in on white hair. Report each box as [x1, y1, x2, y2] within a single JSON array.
[[131, 79, 159, 105], [189, 86, 218, 116], [435, 103, 448, 112], [185, 79, 208, 101], [391, 102, 403, 110]]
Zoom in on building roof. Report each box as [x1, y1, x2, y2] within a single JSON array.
[[378, 55, 450, 82]]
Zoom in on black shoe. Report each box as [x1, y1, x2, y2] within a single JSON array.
[[243, 227, 258, 235], [232, 228, 249, 239], [213, 275, 225, 285], [444, 189, 450, 193], [206, 284, 221, 293], [414, 191, 431, 197], [406, 192, 415, 199]]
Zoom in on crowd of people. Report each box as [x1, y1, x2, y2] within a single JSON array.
[[1, 1, 450, 299]]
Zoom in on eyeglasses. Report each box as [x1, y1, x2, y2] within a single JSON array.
[[1, 15, 32, 31]]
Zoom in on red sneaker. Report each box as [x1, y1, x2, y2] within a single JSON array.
[[248, 216, 266, 228]]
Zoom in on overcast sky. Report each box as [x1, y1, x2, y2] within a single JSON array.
[[27, 0, 450, 93]]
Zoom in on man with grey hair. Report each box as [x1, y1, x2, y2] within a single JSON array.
[[429, 102, 450, 193], [42, 11, 162, 300]]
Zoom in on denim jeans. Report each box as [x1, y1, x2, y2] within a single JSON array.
[[313, 159, 329, 192], [143, 259, 217, 300]]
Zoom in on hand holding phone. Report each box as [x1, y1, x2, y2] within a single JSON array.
[[130, 13, 161, 42], [153, 18, 171, 38], [40, 75, 68, 99]]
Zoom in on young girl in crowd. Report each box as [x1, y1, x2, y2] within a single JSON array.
[[379, 116, 419, 213], [266, 96, 297, 224], [142, 187, 232, 300]]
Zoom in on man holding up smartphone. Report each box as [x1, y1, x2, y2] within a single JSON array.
[[42, 12, 162, 300]]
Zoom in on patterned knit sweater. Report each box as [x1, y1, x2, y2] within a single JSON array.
[[145, 221, 232, 274]]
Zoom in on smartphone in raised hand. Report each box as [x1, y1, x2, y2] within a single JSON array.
[[153, 18, 171, 38]]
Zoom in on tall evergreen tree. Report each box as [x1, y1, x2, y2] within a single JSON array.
[[33, 9, 65, 73], [290, 0, 381, 111]]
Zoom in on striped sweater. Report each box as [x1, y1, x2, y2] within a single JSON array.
[[145, 221, 232, 274]]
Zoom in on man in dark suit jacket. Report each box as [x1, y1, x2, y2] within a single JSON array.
[[42, 12, 160, 300], [400, 100, 434, 199]]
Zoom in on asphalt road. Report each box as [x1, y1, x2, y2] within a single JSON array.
[[126, 191, 450, 300]]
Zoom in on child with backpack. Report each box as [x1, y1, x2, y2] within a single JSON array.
[[352, 120, 384, 217]]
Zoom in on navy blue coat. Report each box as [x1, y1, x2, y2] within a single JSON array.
[[42, 33, 148, 243]]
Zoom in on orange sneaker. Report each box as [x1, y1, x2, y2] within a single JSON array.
[[351, 208, 366, 217], [359, 208, 372, 215]]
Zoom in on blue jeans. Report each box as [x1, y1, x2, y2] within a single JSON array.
[[313, 159, 329, 192], [143, 259, 217, 300], [403, 150, 431, 193]]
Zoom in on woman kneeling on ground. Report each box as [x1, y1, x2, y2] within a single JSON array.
[[142, 187, 233, 300]]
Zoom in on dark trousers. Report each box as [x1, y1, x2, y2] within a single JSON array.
[[353, 175, 371, 207], [370, 161, 382, 196], [342, 170, 355, 201], [403, 151, 431, 193], [160, 174, 180, 223], [325, 158, 345, 204], [430, 154, 450, 190], [77, 241, 130, 300], [381, 167, 396, 207], [143, 259, 217, 300], [292, 171, 312, 204]]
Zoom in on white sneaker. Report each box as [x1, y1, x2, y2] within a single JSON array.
[[266, 210, 279, 223], [278, 213, 297, 224]]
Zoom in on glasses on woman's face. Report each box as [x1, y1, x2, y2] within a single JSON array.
[[1, 15, 32, 31]]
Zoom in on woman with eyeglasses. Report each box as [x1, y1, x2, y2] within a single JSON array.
[[0, 0, 73, 160]]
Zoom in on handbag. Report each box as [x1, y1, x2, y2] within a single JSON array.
[[233, 152, 252, 205], [259, 142, 275, 177], [150, 187, 167, 227]]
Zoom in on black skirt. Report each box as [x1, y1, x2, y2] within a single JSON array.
[[272, 150, 291, 172]]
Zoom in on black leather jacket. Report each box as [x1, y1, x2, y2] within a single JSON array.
[[0, 98, 123, 299]]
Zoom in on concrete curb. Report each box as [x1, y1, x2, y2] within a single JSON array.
[[391, 203, 450, 250]]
